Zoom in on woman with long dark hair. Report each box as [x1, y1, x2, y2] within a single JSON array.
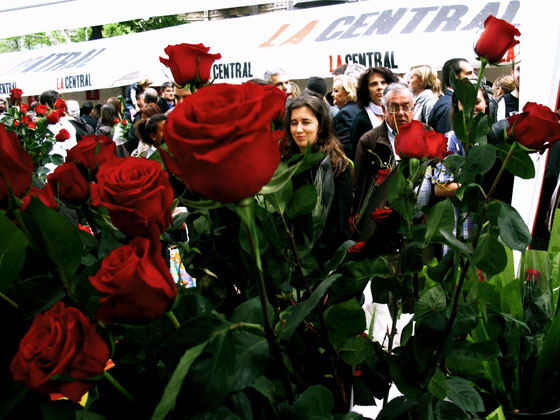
[[283, 94, 354, 264]]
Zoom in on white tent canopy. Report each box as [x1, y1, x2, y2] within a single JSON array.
[[0, 0, 520, 96]]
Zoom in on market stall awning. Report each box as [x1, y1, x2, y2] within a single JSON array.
[[0, 0, 520, 96]]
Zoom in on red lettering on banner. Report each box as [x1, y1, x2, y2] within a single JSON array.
[[259, 24, 290, 47], [57, 77, 64, 90], [499, 47, 516, 63], [328, 55, 343, 72], [280, 21, 318, 45]]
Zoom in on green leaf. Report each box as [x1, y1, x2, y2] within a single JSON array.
[[445, 376, 484, 413], [449, 340, 502, 361], [497, 203, 532, 251], [451, 304, 479, 337], [472, 113, 491, 143], [376, 396, 417, 420], [0, 211, 29, 292], [231, 331, 268, 392], [278, 274, 340, 341], [324, 298, 366, 349], [428, 369, 448, 400], [20, 198, 82, 283], [288, 385, 334, 420], [474, 233, 507, 277], [182, 198, 223, 210], [188, 331, 236, 408], [440, 230, 473, 256], [442, 154, 465, 176], [338, 336, 372, 365], [286, 184, 317, 218], [495, 143, 535, 179], [267, 176, 293, 215], [231, 296, 274, 326], [425, 199, 455, 243], [388, 170, 415, 223], [151, 341, 208, 420], [452, 78, 476, 117], [259, 161, 298, 195], [434, 400, 469, 419], [459, 144, 495, 184], [415, 285, 446, 319]]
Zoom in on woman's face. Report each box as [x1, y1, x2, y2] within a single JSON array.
[[290, 106, 319, 154], [368, 73, 388, 105], [408, 73, 423, 95], [332, 79, 349, 108], [149, 121, 166, 147], [458, 89, 487, 115]]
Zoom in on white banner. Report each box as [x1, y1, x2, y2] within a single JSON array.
[[0, 0, 521, 96]]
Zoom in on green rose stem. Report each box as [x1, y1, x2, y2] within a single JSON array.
[[12, 208, 77, 303], [425, 140, 518, 387], [103, 371, 134, 402], [279, 212, 312, 297], [236, 197, 295, 403], [166, 311, 181, 330], [463, 57, 487, 154], [0, 291, 18, 309]]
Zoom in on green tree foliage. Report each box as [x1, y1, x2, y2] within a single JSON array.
[[0, 15, 186, 53]]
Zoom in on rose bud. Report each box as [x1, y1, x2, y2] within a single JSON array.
[[475, 15, 520, 62], [160, 43, 222, 86]]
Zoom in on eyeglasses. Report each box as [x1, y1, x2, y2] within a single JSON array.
[[387, 104, 414, 114]]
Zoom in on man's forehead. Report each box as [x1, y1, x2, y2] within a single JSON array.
[[386, 90, 413, 103], [272, 73, 289, 82]]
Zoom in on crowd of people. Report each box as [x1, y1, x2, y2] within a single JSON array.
[[11, 56, 559, 260]]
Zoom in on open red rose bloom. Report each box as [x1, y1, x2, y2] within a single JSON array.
[[10, 302, 109, 403], [163, 82, 287, 203], [395, 121, 448, 160]]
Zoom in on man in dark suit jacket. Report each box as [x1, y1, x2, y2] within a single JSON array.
[[428, 58, 475, 134], [157, 81, 176, 114]]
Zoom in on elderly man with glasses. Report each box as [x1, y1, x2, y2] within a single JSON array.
[[353, 83, 430, 248]]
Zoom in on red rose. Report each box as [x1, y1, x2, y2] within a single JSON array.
[[90, 157, 174, 237], [20, 103, 29, 113], [370, 207, 393, 224], [13, 120, 19, 127], [48, 162, 90, 204], [46, 111, 59, 124], [89, 236, 177, 324], [34, 104, 48, 116], [526, 268, 542, 283], [0, 123, 33, 208], [375, 168, 392, 185], [163, 83, 286, 202], [20, 185, 58, 211], [55, 128, 71, 142], [395, 121, 448, 160], [160, 43, 222, 86], [66, 135, 116, 173], [122, 119, 128, 126], [113, 118, 120, 124], [55, 97, 66, 110], [10, 88, 23, 101], [10, 302, 109, 403], [347, 242, 365, 254], [475, 15, 520, 62], [26, 121, 36, 129], [507, 102, 560, 150]]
